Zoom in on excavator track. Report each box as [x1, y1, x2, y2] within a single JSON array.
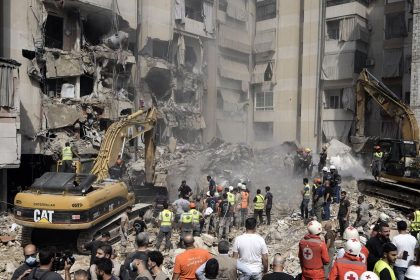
[[357, 178, 420, 209]]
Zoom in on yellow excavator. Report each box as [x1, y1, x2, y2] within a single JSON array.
[[13, 107, 160, 252], [351, 69, 420, 208]]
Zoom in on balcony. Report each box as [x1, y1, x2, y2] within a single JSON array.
[[326, 0, 369, 7]]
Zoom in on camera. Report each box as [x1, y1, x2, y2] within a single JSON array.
[[52, 250, 76, 271]]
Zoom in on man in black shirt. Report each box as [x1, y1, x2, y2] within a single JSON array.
[[262, 254, 294, 280], [84, 231, 111, 265], [12, 244, 39, 280], [337, 191, 350, 237], [322, 180, 333, 220], [178, 180, 192, 199], [132, 212, 147, 235], [26, 247, 69, 280], [366, 222, 391, 271], [264, 186, 273, 225], [120, 232, 149, 280], [207, 176, 216, 192]]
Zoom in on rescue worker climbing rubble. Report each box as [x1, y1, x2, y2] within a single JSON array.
[[298, 220, 330, 280]]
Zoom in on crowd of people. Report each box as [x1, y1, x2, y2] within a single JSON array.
[[9, 167, 420, 280]]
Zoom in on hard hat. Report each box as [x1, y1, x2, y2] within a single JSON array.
[[206, 191, 210, 197], [237, 183, 243, 188], [374, 145, 381, 150], [305, 148, 311, 153], [379, 212, 390, 222], [404, 265, 420, 280], [229, 186, 234, 191], [214, 192, 220, 198], [313, 178, 321, 184], [189, 203, 196, 209], [307, 220, 322, 235], [345, 238, 362, 256], [216, 185, 223, 192], [322, 166, 329, 172], [360, 272, 379, 280], [241, 184, 246, 190], [343, 227, 359, 241], [329, 165, 336, 170]]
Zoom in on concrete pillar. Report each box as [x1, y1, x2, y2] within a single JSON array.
[[411, 0, 420, 121]]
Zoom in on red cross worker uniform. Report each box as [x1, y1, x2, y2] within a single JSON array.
[[329, 239, 367, 280]]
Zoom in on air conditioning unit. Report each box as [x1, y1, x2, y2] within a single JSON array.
[[366, 58, 375, 67]]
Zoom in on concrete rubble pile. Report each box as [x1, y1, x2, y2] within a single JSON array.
[[0, 215, 22, 280]]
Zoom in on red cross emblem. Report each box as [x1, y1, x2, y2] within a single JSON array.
[[344, 271, 358, 280], [365, 275, 371, 279], [303, 247, 313, 260]]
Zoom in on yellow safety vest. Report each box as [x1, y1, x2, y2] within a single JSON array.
[[160, 209, 173, 226], [303, 184, 311, 198], [62, 146, 73, 161], [254, 194, 265, 210], [189, 209, 200, 223], [373, 260, 396, 280], [181, 212, 192, 224], [411, 210, 420, 231], [374, 152, 383, 159], [227, 192, 235, 205]]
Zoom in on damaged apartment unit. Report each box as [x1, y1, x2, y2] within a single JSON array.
[[321, 0, 414, 143]]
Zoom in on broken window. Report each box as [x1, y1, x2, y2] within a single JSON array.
[[264, 62, 273, 82], [153, 39, 169, 60], [326, 20, 339, 40], [185, 46, 197, 70], [255, 91, 273, 111], [256, 0, 276, 21], [385, 12, 407, 39], [44, 15, 63, 49], [185, 0, 203, 22], [80, 75, 94, 97], [83, 14, 112, 45], [254, 122, 273, 141], [324, 89, 344, 109], [145, 68, 171, 100], [354, 50, 367, 74]]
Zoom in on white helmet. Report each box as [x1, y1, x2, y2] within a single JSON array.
[[229, 186, 234, 191], [404, 265, 420, 280], [360, 272, 379, 280], [322, 166, 329, 172], [343, 227, 359, 241], [379, 213, 390, 222], [214, 192, 220, 197], [329, 165, 336, 170], [241, 184, 246, 190], [345, 238, 362, 256], [206, 191, 210, 197], [237, 183, 243, 188], [307, 220, 322, 235]]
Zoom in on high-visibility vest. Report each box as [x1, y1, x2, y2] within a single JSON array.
[[254, 194, 265, 210], [227, 192, 235, 205], [410, 210, 420, 231], [241, 191, 249, 208], [181, 212, 192, 224], [374, 152, 383, 159], [160, 209, 173, 226], [373, 260, 396, 280], [303, 184, 311, 198], [189, 209, 200, 223], [62, 146, 73, 161]]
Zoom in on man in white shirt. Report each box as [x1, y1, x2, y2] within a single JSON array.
[[232, 217, 268, 280], [392, 221, 419, 280]]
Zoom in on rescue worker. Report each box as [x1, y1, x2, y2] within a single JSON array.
[[373, 242, 398, 280], [227, 186, 235, 227], [253, 189, 265, 225], [234, 185, 242, 228], [360, 272, 380, 280], [61, 142, 79, 173], [178, 180, 192, 200], [155, 202, 173, 251], [409, 208, 420, 239], [298, 220, 330, 280], [109, 158, 126, 179], [312, 178, 324, 222], [329, 239, 367, 280], [264, 186, 273, 225], [336, 227, 370, 264], [322, 166, 332, 183], [120, 206, 130, 255], [330, 165, 342, 203], [300, 178, 311, 223], [294, 148, 304, 175], [372, 145, 383, 180], [240, 184, 249, 227], [179, 204, 193, 248], [218, 193, 231, 239], [354, 195, 370, 231], [204, 191, 218, 233], [189, 202, 202, 236], [302, 148, 313, 177], [318, 146, 327, 174]]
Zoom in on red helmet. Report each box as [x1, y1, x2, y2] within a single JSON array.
[[374, 145, 380, 150], [313, 178, 321, 184], [189, 203, 196, 209], [216, 185, 223, 192]]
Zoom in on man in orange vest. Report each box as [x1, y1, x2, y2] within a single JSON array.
[[329, 238, 367, 279], [298, 220, 330, 280], [239, 184, 249, 227]]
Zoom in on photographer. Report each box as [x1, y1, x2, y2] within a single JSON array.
[[12, 244, 39, 280], [26, 247, 70, 280]]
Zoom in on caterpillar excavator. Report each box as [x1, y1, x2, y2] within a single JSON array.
[[351, 69, 420, 209], [13, 107, 162, 252]]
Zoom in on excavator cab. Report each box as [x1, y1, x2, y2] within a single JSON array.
[[377, 139, 418, 177]]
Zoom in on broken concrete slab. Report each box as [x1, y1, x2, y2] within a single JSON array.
[[43, 103, 80, 129], [44, 50, 85, 78]]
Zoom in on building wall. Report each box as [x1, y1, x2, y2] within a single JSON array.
[[411, 0, 420, 120]]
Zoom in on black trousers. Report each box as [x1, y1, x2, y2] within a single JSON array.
[[254, 209, 264, 224], [265, 208, 272, 225]]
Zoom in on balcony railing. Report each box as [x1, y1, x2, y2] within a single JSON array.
[[326, 0, 369, 7]]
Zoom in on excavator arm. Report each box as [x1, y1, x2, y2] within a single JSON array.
[[355, 69, 419, 145], [90, 107, 157, 182]]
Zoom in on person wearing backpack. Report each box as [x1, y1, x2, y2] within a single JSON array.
[[26, 247, 68, 280], [218, 193, 231, 239]]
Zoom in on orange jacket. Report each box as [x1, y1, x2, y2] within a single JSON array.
[[241, 191, 249, 208], [329, 253, 367, 280], [299, 234, 330, 272]]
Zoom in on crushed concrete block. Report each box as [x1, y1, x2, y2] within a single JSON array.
[[43, 104, 80, 129], [201, 233, 215, 246]]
